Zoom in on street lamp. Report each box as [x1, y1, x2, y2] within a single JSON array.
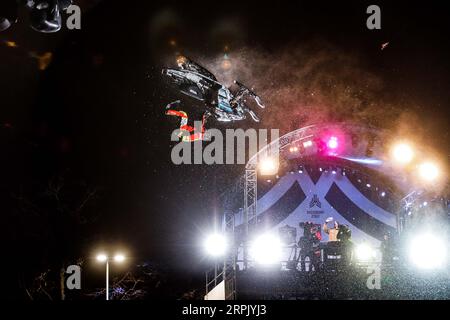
[[96, 252, 126, 300]]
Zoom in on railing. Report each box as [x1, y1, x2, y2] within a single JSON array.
[[205, 264, 224, 295]]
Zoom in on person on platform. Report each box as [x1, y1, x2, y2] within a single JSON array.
[[323, 217, 339, 242], [322, 217, 352, 267]]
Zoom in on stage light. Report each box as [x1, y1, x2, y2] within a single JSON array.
[[391, 143, 414, 164], [259, 157, 278, 176], [327, 136, 339, 150], [381, 192, 386, 197], [114, 254, 125, 263], [250, 233, 282, 265], [418, 162, 439, 182], [408, 233, 447, 270], [355, 243, 376, 262], [204, 233, 227, 257], [96, 253, 107, 262], [0, 16, 13, 32], [303, 140, 313, 148], [30, 1, 63, 33]]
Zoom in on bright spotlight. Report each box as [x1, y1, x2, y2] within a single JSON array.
[[204, 234, 227, 257], [391, 143, 414, 164], [250, 233, 282, 265], [114, 254, 125, 263], [408, 233, 447, 270], [418, 162, 439, 182], [96, 253, 107, 262], [327, 136, 339, 150], [303, 140, 313, 148], [355, 243, 376, 262], [259, 157, 278, 176]]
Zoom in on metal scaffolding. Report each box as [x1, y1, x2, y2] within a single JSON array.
[[242, 125, 317, 269], [208, 123, 422, 299]]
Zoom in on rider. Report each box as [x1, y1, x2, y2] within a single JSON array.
[[165, 101, 209, 142]]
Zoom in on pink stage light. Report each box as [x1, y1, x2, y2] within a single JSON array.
[[327, 136, 339, 149]]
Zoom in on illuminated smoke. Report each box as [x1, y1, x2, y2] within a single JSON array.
[[174, 43, 447, 183], [200, 43, 400, 132]]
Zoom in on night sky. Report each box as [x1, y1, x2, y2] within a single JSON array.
[[1, 0, 449, 299]]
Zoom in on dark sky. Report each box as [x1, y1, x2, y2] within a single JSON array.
[[1, 0, 450, 292]]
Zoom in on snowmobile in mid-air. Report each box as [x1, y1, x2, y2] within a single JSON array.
[[162, 56, 265, 141]]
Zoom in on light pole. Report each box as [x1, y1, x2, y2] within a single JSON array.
[[96, 253, 126, 300]]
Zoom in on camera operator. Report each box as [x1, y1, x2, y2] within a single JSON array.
[[298, 222, 322, 272]]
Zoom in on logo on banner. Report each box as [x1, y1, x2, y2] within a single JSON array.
[[309, 194, 322, 208], [307, 194, 324, 218]]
